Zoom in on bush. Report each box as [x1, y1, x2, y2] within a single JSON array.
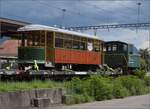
[[64, 94, 93, 105], [112, 81, 130, 98], [144, 76, 150, 86], [88, 76, 113, 101], [65, 77, 84, 94], [133, 69, 146, 79], [73, 94, 92, 104], [116, 76, 146, 95]]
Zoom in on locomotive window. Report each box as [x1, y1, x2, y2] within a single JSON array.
[[108, 45, 111, 51], [123, 44, 127, 51], [112, 44, 117, 51], [55, 38, 63, 48]]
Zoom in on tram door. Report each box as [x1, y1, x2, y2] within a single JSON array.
[[45, 32, 55, 65]]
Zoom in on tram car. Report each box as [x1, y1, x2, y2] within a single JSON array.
[[17, 24, 104, 72], [104, 41, 140, 74]]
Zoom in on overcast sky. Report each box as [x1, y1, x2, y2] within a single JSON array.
[[0, 0, 150, 49]]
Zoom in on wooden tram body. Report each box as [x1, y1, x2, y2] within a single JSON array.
[[18, 25, 104, 71]]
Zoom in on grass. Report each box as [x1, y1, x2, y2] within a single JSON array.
[[0, 80, 63, 92]]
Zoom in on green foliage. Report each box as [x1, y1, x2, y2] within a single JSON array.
[[140, 58, 147, 70], [73, 94, 93, 104], [144, 76, 150, 86], [139, 48, 150, 71], [66, 76, 113, 101], [112, 81, 130, 98], [88, 76, 113, 101], [0, 80, 63, 92], [65, 94, 93, 105], [133, 69, 146, 79], [116, 76, 146, 95]]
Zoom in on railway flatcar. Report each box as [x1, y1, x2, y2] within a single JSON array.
[[17, 24, 104, 72], [104, 41, 140, 74]]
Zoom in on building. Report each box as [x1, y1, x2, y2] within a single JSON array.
[[0, 17, 30, 68]]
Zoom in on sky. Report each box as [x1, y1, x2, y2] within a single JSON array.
[[0, 0, 150, 49]]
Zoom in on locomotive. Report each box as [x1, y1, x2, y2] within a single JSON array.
[[17, 24, 140, 75], [104, 41, 140, 74]]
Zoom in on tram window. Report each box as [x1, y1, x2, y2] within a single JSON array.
[[55, 38, 63, 48], [94, 40, 100, 52], [63, 34, 72, 40], [94, 44, 100, 52], [73, 36, 80, 41], [40, 36, 45, 46], [94, 46, 100, 52], [56, 33, 63, 39], [112, 44, 117, 51], [73, 41, 80, 49], [103, 47, 106, 52], [64, 39, 72, 49], [33, 35, 39, 46], [81, 37, 86, 42], [80, 42, 86, 50], [99, 43, 102, 51], [27, 35, 33, 47]]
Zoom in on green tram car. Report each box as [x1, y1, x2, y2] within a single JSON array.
[[104, 41, 140, 74]]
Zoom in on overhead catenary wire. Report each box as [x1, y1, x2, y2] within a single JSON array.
[[82, 1, 137, 23], [38, 0, 101, 26]]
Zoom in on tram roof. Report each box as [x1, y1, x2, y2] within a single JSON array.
[[18, 24, 102, 40]]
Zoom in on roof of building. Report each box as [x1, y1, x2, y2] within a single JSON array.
[[0, 17, 30, 26], [0, 17, 30, 37], [105, 41, 128, 45], [18, 24, 102, 40], [0, 40, 19, 57]]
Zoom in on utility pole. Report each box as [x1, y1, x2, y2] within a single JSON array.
[[137, 2, 141, 23], [94, 29, 97, 36], [136, 2, 141, 33], [149, 1, 150, 51], [61, 9, 66, 28]]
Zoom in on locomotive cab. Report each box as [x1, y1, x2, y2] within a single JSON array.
[[104, 41, 128, 72]]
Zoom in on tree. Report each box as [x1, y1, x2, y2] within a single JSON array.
[[139, 48, 150, 71]]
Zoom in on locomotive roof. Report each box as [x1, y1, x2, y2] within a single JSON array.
[[18, 24, 102, 40], [105, 41, 128, 45]]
